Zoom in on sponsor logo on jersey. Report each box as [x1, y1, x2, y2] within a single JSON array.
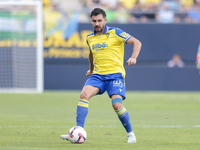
[[119, 32, 130, 39], [92, 42, 108, 51]]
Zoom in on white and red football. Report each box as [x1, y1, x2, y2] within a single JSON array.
[[68, 126, 87, 144]]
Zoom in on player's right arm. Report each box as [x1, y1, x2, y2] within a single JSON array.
[[86, 50, 94, 76]]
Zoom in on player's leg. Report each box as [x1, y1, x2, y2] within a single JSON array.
[[106, 73, 136, 143], [76, 73, 106, 128], [61, 85, 99, 141], [61, 74, 105, 141], [111, 94, 136, 143], [76, 85, 100, 128], [111, 94, 132, 132]]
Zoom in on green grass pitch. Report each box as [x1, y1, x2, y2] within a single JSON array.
[[0, 91, 200, 150]]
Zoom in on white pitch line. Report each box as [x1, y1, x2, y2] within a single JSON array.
[[136, 125, 200, 128], [0, 125, 200, 128]]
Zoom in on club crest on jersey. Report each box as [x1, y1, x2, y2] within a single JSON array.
[[113, 80, 123, 88], [120, 32, 131, 39], [92, 42, 108, 51]]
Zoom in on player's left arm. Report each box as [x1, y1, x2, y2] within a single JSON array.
[[126, 37, 142, 66]]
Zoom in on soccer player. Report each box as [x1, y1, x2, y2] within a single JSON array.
[[61, 8, 142, 143], [197, 43, 200, 74]]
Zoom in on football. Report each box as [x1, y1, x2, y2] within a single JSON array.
[[68, 126, 87, 144]]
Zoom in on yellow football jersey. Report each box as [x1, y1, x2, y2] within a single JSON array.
[[86, 26, 132, 77]]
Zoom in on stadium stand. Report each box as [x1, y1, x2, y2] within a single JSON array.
[[44, 0, 200, 23]]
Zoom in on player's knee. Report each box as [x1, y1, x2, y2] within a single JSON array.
[[112, 102, 123, 111], [80, 91, 90, 100], [112, 97, 123, 110]]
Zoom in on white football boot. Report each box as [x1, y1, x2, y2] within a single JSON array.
[[127, 132, 136, 143], [60, 134, 70, 141]]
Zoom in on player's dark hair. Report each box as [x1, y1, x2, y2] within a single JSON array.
[[90, 8, 106, 18]]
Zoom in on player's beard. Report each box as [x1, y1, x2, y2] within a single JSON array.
[[94, 25, 105, 34]]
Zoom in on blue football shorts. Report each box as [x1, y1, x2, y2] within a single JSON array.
[[84, 73, 126, 100]]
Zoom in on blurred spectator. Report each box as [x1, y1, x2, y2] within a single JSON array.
[[187, 4, 200, 23], [156, 3, 175, 23], [196, 43, 200, 70], [101, 0, 118, 10], [180, 0, 194, 10], [128, 14, 139, 23], [129, 2, 146, 23], [43, 0, 51, 7], [167, 54, 185, 68], [174, 5, 190, 23], [43, 0, 200, 24], [43, 2, 62, 39], [103, 8, 116, 23], [119, 0, 138, 10], [86, 0, 102, 11], [139, 0, 162, 10], [195, 0, 200, 5], [114, 2, 129, 23], [164, 0, 181, 11], [139, 0, 162, 6]]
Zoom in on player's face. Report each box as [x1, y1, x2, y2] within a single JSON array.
[[91, 14, 107, 34]]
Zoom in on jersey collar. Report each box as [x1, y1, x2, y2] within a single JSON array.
[[94, 25, 108, 35]]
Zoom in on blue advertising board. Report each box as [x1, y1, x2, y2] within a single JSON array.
[[44, 23, 200, 64]]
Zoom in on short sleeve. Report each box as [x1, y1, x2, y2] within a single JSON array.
[[115, 28, 132, 43]]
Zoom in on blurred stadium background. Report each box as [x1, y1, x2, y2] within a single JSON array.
[[0, 0, 200, 92]]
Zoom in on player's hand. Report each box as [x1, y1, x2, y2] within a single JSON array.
[[197, 60, 200, 69], [86, 70, 93, 76], [126, 58, 137, 66]]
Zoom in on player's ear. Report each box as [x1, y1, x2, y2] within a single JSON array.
[[105, 18, 107, 23]]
